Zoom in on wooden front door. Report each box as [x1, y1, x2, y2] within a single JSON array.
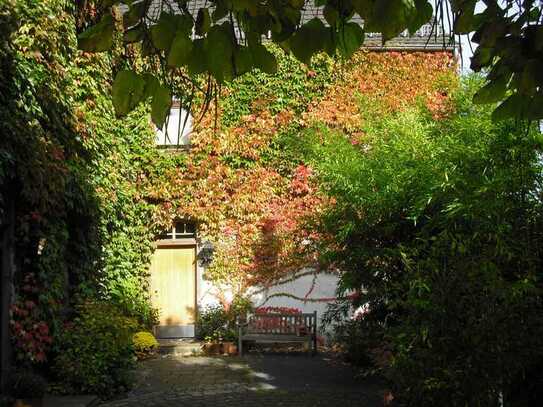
[[149, 246, 196, 338]]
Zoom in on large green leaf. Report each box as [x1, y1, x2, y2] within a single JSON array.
[[123, 1, 149, 28], [352, 0, 374, 20], [150, 13, 177, 50], [453, 1, 477, 34], [175, 14, 195, 37], [212, 1, 228, 22], [167, 33, 193, 67], [473, 76, 508, 104], [151, 83, 171, 128], [352, 0, 380, 32], [373, 0, 415, 41], [78, 14, 115, 52], [323, 5, 340, 26], [491, 93, 525, 121], [337, 22, 365, 59], [142, 74, 160, 100], [187, 39, 207, 75], [518, 60, 540, 95], [124, 24, 144, 44], [150, 12, 194, 52], [289, 18, 328, 64], [526, 92, 543, 120], [408, 0, 433, 34], [205, 23, 235, 82], [470, 47, 493, 71], [195, 8, 211, 36], [112, 70, 146, 117], [251, 44, 277, 74], [234, 46, 254, 76], [476, 20, 508, 47]]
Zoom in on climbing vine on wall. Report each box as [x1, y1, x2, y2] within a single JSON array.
[[1, 0, 166, 365], [144, 46, 457, 302]]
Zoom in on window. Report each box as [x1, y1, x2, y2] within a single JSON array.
[[158, 221, 196, 240], [155, 102, 193, 147]]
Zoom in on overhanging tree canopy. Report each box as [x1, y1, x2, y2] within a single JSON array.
[[79, 0, 542, 124]]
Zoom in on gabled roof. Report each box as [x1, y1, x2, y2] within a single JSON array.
[[146, 0, 454, 51]]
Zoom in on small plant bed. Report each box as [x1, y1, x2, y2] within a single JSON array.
[[196, 299, 253, 357], [133, 331, 159, 360], [201, 341, 238, 356]]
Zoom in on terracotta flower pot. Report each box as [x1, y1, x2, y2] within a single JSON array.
[[202, 342, 222, 355], [223, 342, 238, 355]]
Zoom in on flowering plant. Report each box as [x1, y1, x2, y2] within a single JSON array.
[[10, 304, 52, 363], [10, 273, 53, 363], [255, 306, 302, 315]]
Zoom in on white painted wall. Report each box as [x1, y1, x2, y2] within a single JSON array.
[[251, 271, 339, 318]]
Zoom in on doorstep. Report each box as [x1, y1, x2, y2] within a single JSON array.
[[158, 338, 204, 356]]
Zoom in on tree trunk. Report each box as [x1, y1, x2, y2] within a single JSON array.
[[1, 195, 15, 392]]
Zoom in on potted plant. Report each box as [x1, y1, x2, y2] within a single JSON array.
[[7, 369, 47, 407], [221, 329, 238, 356], [202, 332, 223, 355]]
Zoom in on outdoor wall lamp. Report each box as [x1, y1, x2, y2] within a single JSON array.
[[197, 240, 214, 267]]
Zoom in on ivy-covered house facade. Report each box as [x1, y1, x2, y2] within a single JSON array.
[[145, 16, 457, 337]]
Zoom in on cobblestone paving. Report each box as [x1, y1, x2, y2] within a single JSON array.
[[100, 353, 384, 407]]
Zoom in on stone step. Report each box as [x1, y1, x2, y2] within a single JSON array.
[[158, 339, 204, 356]]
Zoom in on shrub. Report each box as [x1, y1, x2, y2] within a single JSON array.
[[133, 331, 159, 360], [53, 301, 138, 397], [195, 305, 232, 342], [196, 297, 253, 342], [6, 369, 47, 399], [312, 77, 543, 405]]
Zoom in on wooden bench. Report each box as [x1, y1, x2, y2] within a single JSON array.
[[237, 311, 318, 356]]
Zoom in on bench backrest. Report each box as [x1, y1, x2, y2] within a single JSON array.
[[245, 311, 317, 336]]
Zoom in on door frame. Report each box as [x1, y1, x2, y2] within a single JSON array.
[[151, 240, 198, 338]]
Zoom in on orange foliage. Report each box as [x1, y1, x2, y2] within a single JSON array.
[[304, 50, 457, 133]]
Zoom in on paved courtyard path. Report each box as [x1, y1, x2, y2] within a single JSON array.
[[100, 352, 384, 407]]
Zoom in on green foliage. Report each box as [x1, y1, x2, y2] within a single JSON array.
[[132, 331, 159, 360], [220, 44, 335, 127], [2, 0, 162, 379], [309, 77, 543, 405], [196, 297, 253, 342], [77, 13, 114, 52], [53, 301, 138, 397], [196, 305, 232, 342]]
